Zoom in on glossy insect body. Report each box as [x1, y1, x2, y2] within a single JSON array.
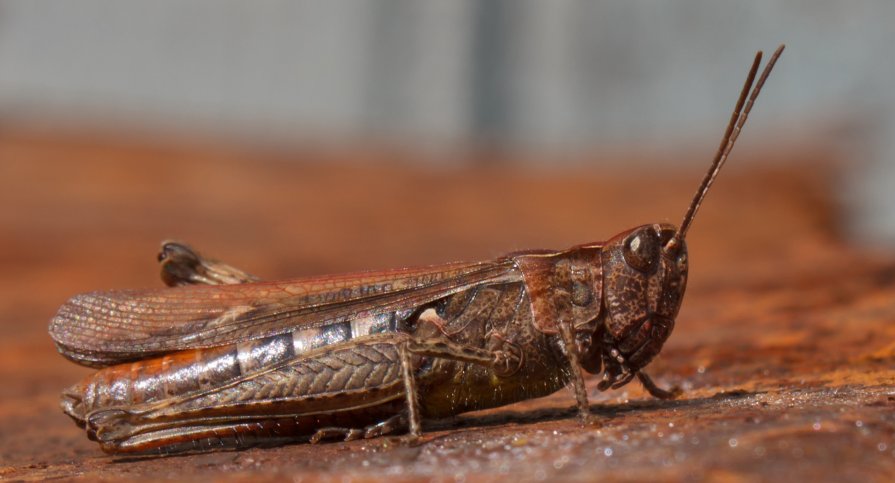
[[53, 233, 674, 454], [50, 46, 783, 455]]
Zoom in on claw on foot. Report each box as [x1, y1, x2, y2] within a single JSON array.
[[637, 371, 682, 400], [344, 428, 364, 441], [576, 411, 600, 428], [364, 413, 407, 439], [309, 427, 363, 444], [398, 434, 421, 446]]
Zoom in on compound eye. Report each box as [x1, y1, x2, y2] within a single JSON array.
[[623, 228, 660, 273]]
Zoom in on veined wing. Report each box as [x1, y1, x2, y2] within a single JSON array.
[[50, 258, 522, 367]]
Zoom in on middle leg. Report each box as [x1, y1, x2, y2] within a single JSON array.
[[558, 322, 593, 422]]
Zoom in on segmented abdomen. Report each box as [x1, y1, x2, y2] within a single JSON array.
[[62, 312, 400, 423]]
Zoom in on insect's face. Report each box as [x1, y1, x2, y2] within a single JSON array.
[[597, 223, 688, 386]]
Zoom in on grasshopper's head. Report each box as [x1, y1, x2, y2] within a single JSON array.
[[595, 223, 687, 387], [587, 44, 784, 391]]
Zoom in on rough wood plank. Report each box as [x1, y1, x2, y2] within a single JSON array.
[[0, 127, 891, 481]]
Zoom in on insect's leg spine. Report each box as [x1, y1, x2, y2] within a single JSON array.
[[558, 321, 593, 422], [398, 342, 422, 440]]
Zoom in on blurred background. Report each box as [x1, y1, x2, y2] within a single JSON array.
[[0, 1, 893, 244], [2, 2, 895, 474]]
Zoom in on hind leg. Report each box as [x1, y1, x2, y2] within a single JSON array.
[[309, 413, 408, 443], [311, 337, 504, 445], [309, 427, 364, 444]]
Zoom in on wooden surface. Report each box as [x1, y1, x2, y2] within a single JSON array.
[[1, 126, 893, 481]]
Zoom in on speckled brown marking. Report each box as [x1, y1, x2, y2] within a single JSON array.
[[50, 45, 784, 454]]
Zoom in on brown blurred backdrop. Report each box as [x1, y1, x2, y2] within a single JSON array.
[[1, 2, 893, 244], [1, 2, 894, 481]]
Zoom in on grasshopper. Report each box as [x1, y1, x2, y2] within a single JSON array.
[[50, 45, 783, 455]]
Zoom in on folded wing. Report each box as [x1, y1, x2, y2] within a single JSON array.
[[50, 259, 523, 367]]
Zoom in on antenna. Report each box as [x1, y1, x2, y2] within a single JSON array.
[[665, 44, 785, 254]]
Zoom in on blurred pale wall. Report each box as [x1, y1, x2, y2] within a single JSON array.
[[0, 1, 893, 243]]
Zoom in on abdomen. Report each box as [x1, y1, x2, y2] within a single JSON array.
[[62, 312, 400, 424]]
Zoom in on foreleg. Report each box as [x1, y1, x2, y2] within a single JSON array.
[[636, 371, 682, 400]]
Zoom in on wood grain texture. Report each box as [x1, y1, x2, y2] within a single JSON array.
[[0, 125, 891, 481]]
